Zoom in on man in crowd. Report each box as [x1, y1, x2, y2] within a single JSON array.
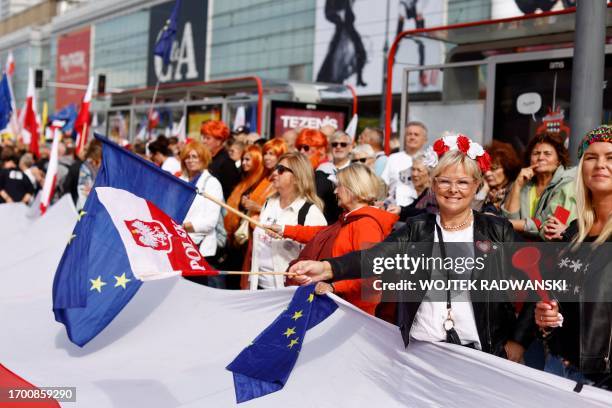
[[357, 127, 387, 176], [316, 130, 353, 223], [201, 120, 241, 200], [381, 121, 428, 206]]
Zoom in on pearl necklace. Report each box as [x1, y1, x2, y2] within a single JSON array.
[[442, 212, 473, 231]]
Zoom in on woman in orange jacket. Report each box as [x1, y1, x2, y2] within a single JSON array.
[[267, 163, 398, 315]]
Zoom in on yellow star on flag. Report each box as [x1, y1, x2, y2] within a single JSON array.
[[283, 327, 296, 338], [68, 234, 77, 244], [90, 276, 107, 293], [114, 273, 131, 289], [307, 293, 314, 303], [288, 337, 300, 349], [77, 210, 87, 221], [291, 310, 303, 321]]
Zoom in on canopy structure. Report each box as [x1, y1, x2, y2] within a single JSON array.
[[103, 76, 357, 136], [384, 5, 612, 153]]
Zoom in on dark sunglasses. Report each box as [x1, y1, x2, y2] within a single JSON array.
[[331, 142, 349, 148], [351, 158, 368, 164], [296, 144, 310, 152], [274, 164, 293, 175]]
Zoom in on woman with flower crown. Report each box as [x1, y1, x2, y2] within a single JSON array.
[[288, 134, 535, 361]]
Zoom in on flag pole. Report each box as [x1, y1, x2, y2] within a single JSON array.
[[147, 80, 161, 140], [199, 190, 283, 239], [220, 271, 295, 276]]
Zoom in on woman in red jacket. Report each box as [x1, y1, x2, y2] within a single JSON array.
[[267, 163, 398, 314]]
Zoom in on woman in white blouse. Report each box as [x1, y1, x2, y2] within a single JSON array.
[[250, 152, 327, 290], [179, 141, 224, 261]]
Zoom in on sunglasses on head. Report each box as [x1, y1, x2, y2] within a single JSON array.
[[274, 164, 293, 175], [296, 145, 311, 152], [331, 142, 349, 148], [351, 158, 368, 164]]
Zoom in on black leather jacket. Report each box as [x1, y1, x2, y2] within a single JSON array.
[[325, 211, 535, 355], [547, 222, 612, 376]]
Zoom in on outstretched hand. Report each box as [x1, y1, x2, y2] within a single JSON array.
[[287, 260, 333, 285]]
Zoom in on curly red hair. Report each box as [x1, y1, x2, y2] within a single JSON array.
[[200, 120, 230, 140]]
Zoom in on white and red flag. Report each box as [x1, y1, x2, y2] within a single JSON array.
[[21, 68, 40, 157], [39, 127, 61, 215], [74, 76, 94, 156], [96, 186, 218, 280], [4, 50, 14, 76]]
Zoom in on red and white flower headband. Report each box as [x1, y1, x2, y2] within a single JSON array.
[[429, 134, 492, 173]]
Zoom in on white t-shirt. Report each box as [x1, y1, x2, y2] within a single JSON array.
[[381, 151, 417, 206], [409, 216, 481, 349], [251, 196, 327, 290], [161, 156, 181, 175]]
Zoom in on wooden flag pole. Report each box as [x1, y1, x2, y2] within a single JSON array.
[[199, 190, 283, 239], [221, 270, 295, 276]]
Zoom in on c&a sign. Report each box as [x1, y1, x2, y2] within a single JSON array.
[[147, 0, 208, 86]]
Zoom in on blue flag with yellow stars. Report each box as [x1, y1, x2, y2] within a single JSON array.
[[226, 284, 338, 403], [52, 134, 197, 347]]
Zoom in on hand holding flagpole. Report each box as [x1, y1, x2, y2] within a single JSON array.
[[199, 190, 283, 239]]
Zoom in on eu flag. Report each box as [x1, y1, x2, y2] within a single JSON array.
[[52, 134, 197, 347], [0, 74, 12, 130], [226, 285, 338, 403], [49, 103, 77, 133], [153, 0, 181, 66]]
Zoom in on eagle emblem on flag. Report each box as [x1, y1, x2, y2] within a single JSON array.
[[125, 219, 172, 252]]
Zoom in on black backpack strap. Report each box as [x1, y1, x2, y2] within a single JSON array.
[[297, 202, 313, 226]]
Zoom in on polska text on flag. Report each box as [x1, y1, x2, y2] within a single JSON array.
[[52, 135, 217, 347]]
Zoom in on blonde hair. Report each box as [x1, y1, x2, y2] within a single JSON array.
[[430, 150, 483, 184], [572, 156, 612, 247], [277, 152, 324, 210], [337, 163, 387, 205]]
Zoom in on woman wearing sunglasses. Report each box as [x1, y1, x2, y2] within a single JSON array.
[[295, 128, 328, 169], [316, 131, 354, 223], [249, 152, 327, 290], [289, 135, 533, 362], [351, 144, 376, 169]]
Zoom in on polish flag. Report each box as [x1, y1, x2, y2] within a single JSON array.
[[74, 76, 94, 156], [4, 50, 15, 76], [21, 68, 40, 157], [39, 127, 61, 215], [95, 187, 219, 280]]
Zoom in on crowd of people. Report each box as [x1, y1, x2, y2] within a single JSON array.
[[1, 118, 610, 390]]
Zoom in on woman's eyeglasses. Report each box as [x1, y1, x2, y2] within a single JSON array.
[[351, 158, 368, 163], [435, 177, 474, 191], [274, 164, 293, 175], [331, 142, 349, 148], [296, 145, 311, 153]]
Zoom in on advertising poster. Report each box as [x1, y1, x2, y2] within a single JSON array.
[[55, 27, 91, 110], [313, 0, 446, 96]]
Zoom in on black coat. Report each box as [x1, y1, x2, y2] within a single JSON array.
[[546, 222, 612, 376], [315, 169, 342, 224], [209, 149, 241, 200], [325, 211, 535, 356]]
